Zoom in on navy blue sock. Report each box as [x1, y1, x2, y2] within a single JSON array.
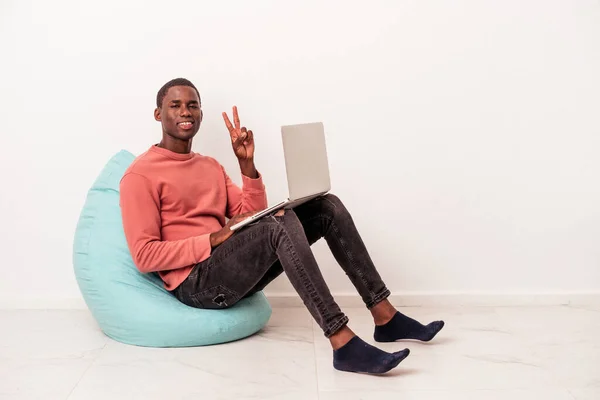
[[333, 336, 410, 374], [374, 311, 445, 342]]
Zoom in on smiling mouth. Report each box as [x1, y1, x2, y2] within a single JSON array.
[[177, 121, 194, 129]]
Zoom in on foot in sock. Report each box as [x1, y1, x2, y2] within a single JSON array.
[[374, 311, 445, 342], [333, 336, 410, 374]]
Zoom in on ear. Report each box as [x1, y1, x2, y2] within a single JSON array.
[[154, 107, 161, 121]]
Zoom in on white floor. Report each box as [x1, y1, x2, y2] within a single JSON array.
[[0, 305, 599, 400]]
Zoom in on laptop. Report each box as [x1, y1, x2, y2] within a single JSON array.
[[230, 121, 331, 231]]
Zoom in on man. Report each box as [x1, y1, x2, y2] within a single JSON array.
[[119, 78, 445, 374]]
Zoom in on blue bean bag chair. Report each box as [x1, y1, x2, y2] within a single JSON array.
[[73, 150, 272, 347]]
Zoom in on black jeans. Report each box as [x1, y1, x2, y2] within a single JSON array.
[[173, 194, 391, 338]]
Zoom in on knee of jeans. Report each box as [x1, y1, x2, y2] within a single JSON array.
[[280, 208, 299, 222], [278, 209, 305, 232], [270, 210, 299, 245], [321, 193, 346, 218]]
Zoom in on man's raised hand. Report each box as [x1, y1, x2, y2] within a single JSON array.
[[222, 106, 255, 161]]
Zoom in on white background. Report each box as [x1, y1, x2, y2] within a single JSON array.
[[1, 0, 599, 306]]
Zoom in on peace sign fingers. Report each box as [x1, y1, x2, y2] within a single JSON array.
[[233, 105, 241, 130], [222, 111, 234, 134]]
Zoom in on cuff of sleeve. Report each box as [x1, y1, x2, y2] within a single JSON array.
[[241, 170, 265, 191], [193, 233, 213, 264]]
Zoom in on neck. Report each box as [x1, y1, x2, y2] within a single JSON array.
[[158, 134, 192, 154]]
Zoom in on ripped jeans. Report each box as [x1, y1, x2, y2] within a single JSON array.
[[173, 194, 390, 338]]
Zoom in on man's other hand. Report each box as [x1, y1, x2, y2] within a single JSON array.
[[209, 212, 256, 248]]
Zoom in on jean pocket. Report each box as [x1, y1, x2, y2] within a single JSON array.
[[191, 285, 240, 309]]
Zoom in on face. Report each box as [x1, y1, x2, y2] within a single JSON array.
[[154, 85, 203, 141]]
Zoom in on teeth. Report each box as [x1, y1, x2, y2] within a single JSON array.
[[179, 122, 192, 126]]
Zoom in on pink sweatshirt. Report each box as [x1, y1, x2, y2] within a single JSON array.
[[119, 145, 268, 291]]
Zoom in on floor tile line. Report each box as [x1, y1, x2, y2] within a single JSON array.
[[65, 340, 109, 400]]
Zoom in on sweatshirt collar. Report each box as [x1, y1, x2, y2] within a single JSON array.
[[149, 144, 195, 161]]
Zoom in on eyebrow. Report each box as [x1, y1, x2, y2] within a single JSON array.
[[170, 100, 200, 104]]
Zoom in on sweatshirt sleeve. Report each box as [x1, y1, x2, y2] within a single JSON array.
[[119, 172, 212, 273], [222, 165, 268, 218]]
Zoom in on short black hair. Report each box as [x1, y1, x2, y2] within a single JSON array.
[[156, 78, 200, 108]]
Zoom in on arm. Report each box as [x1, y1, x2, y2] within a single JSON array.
[[207, 161, 267, 248], [207, 106, 268, 248], [239, 159, 258, 180], [221, 105, 268, 217], [223, 161, 268, 218], [120, 173, 212, 273]]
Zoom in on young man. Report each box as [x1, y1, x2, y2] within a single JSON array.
[[119, 78, 445, 374]]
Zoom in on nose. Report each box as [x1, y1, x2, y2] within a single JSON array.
[[180, 106, 192, 117]]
